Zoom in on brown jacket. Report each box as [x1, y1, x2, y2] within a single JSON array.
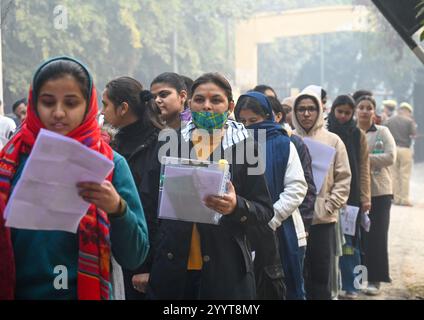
[[365, 124, 396, 197], [293, 90, 351, 225]]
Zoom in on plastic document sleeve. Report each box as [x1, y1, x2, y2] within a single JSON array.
[[158, 156, 230, 225]]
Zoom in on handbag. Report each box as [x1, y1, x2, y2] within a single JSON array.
[[256, 263, 286, 300], [247, 224, 286, 300]]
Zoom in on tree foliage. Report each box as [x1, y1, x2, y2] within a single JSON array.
[[259, 0, 423, 104], [1, 0, 259, 108], [1, 0, 422, 111]]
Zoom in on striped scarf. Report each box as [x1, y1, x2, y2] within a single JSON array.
[[0, 57, 114, 300], [182, 119, 249, 151]]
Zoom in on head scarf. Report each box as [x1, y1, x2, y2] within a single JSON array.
[[236, 92, 290, 203], [292, 90, 324, 137], [0, 56, 114, 300], [240, 91, 275, 122], [327, 96, 357, 141], [327, 98, 361, 207]]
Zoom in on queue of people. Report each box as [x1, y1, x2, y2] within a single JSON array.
[[0, 56, 416, 300]]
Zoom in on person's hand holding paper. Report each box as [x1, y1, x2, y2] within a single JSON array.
[[203, 181, 237, 215], [158, 157, 230, 225], [77, 180, 125, 216], [4, 129, 115, 233]]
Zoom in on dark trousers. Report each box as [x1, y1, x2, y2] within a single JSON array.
[[362, 195, 392, 283], [304, 223, 336, 300], [183, 271, 202, 299], [123, 270, 146, 300]]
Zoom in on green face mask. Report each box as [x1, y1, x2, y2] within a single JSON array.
[[191, 111, 228, 133]]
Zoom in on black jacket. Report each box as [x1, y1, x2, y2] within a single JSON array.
[[112, 120, 162, 299], [290, 134, 317, 233], [147, 128, 274, 299]]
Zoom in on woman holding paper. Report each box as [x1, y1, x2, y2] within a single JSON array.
[[234, 92, 308, 300], [102, 77, 163, 299], [357, 95, 396, 296], [147, 73, 274, 299], [327, 94, 371, 299], [292, 88, 352, 300], [0, 57, 149, 300]]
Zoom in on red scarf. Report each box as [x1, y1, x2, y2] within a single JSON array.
[[0, 68, 114, 300]]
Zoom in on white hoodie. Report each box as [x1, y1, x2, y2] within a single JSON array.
[[292, 89, 351, 225], [268, 142, 308, 247]]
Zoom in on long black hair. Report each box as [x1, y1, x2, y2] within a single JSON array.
[[105, 76, 163, 129], [268, 96, 285, 124]]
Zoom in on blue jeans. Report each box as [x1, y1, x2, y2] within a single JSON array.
[[339, 235, 361, 293]]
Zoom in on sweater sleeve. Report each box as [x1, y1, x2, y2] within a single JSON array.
[[269, 143, 307, 231], [325, 138, 352, 215], [369, 127, 396, 170], [109, 153, 150, 271], [359, 130, 371, 205]]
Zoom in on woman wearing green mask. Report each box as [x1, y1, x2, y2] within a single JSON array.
[[147, 73, 274, 299]]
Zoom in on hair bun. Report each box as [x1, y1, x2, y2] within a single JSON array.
[[140, 90, 154, 102]]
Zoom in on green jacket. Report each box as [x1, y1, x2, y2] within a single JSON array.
[[11, 151, 149, 299]]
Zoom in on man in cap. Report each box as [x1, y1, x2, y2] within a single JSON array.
[[385, 102, 417, 206], [381, 100, 397, 123]]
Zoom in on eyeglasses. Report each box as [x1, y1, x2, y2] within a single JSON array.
[[296, 106, 318, 114]]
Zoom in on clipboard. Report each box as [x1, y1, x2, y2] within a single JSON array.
[[158, 156, 230, 225]]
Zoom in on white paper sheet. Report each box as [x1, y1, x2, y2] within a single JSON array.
[[361, 211, 371, 232], [158, 159, 228, 225], [340, 205, 360, 236], [303, 137, 336, 194], [4, 129, 114, 233]]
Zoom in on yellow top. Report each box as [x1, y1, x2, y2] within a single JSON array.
[[187, 129, 224, 270]]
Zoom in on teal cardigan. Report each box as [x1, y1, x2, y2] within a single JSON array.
[[11, 151, 149, 299]]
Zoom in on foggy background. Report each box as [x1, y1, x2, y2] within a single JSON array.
[[1, 0, 423, 147]]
